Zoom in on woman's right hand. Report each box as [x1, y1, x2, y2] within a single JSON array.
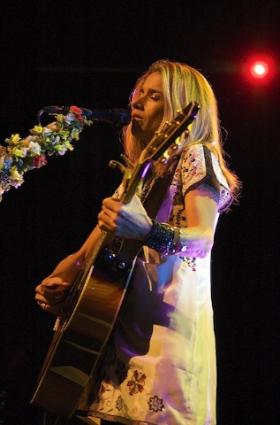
[[35, 276, 72, 315]]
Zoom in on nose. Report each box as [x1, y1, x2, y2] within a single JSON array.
[[131, 100, 144, 111], [130, 90, 146, 110]]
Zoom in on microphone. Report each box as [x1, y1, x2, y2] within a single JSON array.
[[38, 106, 131, 126]]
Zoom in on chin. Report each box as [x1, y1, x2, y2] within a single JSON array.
[[131, 119, 142, 132], [131, 123, 153, 146]]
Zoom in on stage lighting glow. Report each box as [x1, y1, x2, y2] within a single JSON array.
[[243, 54, 276, 84], [250, 61, 268, 78]]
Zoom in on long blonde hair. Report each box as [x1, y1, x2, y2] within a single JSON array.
[[123, 59, 241, 198]]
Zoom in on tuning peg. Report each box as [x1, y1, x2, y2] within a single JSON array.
[[154, 130, 162, 136], [120, 154, 134, 168], [164, 120, 172, 126], [108, 160, 127, 174]]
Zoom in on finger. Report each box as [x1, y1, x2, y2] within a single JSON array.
[[35, 284, 44, 295], [37, 300, 49, 310], [36, 278, 71, 294], [42, 276, 70, 288], [43, 284, 69, 294], [35, 290, 67, 310], [36, 280, 59, 293], [35, 284, 69, 304], [36, 300, 61, 315], [35, 295, 49, 311], [98, 208, 117, 222], [46, 291, 68, 304], [43, 286, 69, 303], [98, 210, 118, 231], [102, 198, 122, 212], [98, 219, 117, 232]]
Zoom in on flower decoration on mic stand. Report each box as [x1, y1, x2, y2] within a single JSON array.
[[0, 105, 92, 202]]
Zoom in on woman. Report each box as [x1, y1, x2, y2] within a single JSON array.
[[35, 59, 240, 425]]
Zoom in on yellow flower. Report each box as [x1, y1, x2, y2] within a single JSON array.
[[56, 114, 65, 123], [71, 128, 80, 140], [10, 147, 26, 157], [31, 125, 44, 134], [10, 166, 23, 181], [9, 133, 22, 144]]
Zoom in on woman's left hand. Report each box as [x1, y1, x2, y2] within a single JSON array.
[[98, 195, 152, 241]]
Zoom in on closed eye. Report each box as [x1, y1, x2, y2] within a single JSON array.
[[150, 92, 161, 100]]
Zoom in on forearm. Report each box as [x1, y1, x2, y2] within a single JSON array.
[[42, 225, 103, 284], [177, 226, 214, 258], [47, 229, 100, 281], [47, 251, 85, 282]]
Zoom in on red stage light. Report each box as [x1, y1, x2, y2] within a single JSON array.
[[250, 61, 268, 79], [243, 54, 276, 84]]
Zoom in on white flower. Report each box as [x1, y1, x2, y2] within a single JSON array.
[[65, 112, 76, 124], [28, 141, 41, 155]]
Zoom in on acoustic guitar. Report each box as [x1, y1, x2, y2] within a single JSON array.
[[31, 101, 199, 418]]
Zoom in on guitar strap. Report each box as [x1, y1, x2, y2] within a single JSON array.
[[142, 155, 179, 219]]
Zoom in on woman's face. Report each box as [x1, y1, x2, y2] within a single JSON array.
[[130, 71, 165, 145]]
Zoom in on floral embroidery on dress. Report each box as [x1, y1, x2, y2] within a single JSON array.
[[180, 256, 197, 271], [147, 395, 165, 412], [168, 143, 233, 230], [127, 370, 146, 395], [139, 174, 155, 203], [181, 145, 206, 196], [168, 145, 207, 228], [99, 383, 110, 395], [210, 152, 232, 212], [170, 202, 185, 227], [116, 395, 125, 411]]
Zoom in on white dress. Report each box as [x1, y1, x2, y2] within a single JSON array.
[[83, 143, 232, 425]]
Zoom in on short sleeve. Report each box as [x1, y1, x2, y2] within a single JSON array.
[[181, 144, 233, 213]]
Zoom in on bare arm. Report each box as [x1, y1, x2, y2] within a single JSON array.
[[179, 186, 219, 258], [35, 224, 103, 314]]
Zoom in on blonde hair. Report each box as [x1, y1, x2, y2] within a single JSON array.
[[123, 59, 241, 198]]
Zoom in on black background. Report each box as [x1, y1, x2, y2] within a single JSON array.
[[0, 1, 279, 424]]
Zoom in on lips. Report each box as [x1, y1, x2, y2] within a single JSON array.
[[131, 113, 143, 120]]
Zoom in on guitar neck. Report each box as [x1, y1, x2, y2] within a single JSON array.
[[86, 229, 110, 269], [121, 162, 152, 205]]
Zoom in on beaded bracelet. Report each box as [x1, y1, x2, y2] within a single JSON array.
[[144, 220, 183, 256]]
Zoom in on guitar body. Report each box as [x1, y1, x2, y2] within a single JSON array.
[[30, 102, 200, 418], [31, 247, 136, 418]]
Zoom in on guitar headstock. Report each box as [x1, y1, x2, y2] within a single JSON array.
[[138, 101, 200, 166]]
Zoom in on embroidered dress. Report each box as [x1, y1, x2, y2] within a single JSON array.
[[83, 143, 232, 425]]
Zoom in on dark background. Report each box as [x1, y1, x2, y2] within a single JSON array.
[[0, 1, 279, 424]]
